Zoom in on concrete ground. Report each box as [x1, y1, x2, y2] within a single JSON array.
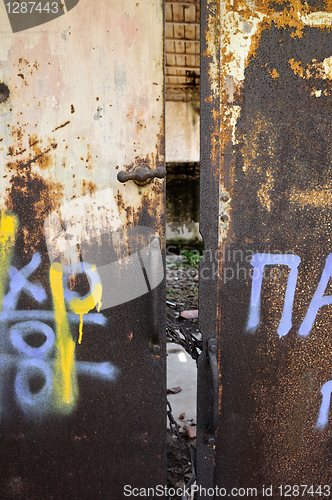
[[167, 343, 197, 428]]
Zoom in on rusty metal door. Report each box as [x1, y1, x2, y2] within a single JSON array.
[[198, 1, 332, 497], [0, 1, 166, 498]]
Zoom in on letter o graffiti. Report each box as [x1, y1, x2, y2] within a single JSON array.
[[10, 321, 55, 359], [15, 358, 53, 416], [61, 262, 101, 304]]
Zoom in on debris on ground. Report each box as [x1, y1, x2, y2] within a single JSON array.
[[167, 430, 196, 500], [185, 425, 197, 439], [166, 261, 199, 328], [166, 259, 200, 495], [180, 309, 198, 319], [167, 386, 182, 394]]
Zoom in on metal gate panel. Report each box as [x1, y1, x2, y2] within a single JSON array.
[[199, 1, 332, 496], [0, 1, 165, 498]]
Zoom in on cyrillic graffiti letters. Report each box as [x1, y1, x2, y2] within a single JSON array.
[[247, 253, 301, 337], [299, 254, 332, 337], [246, 252, 332, 429], [316, 381, 332, 430]]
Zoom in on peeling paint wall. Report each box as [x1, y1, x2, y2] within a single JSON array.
[[0, 0, 164, 232], [165, 100, 200, 244], [166, 101, 200, 162]]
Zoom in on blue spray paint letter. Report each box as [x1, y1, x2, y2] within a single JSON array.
[[299, 254, 332, 337], [315, 380, 332, 430], [247, 253, 301, 337]]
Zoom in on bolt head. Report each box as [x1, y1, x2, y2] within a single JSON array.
[[153, 344, 161, 353], [220, 214, 229, 223], [209, 344, 217, 353], [207, 437, 215, 445], [151, 239, 159, 248]]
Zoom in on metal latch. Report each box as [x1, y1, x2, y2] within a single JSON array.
[[206, 338, 218, 446], [117, 165, 166, 186]]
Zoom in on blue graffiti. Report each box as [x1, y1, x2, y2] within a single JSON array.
[[247, 253, 301, 337], [0, 252, 118, 419], [299, 254, 332, 337]]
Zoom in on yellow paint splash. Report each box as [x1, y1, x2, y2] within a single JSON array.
[[68, 282, 102, 344], [50, 262, 78, 411], [0, 211, 18, 311]]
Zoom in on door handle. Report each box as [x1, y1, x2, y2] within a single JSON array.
[[206, 338, 218, 445], [117, 166, 166, 185]]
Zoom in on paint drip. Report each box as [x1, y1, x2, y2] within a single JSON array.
[[69, 282, 102, 344], [50, 262, 78, 412], [0, 211, 18, 313]]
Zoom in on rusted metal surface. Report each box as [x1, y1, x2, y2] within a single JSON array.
[[0, 1, 166, 498], [199, 0, 332, 496], [197, 0, 221, 494]]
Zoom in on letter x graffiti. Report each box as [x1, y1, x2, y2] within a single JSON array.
[[0, 252, 118, 419]]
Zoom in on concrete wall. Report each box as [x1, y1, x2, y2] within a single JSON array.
[[166, 101, 200, 163], [165, 100, 200, 243]]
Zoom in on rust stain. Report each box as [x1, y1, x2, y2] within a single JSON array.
[[218, 0, 332, 220], [116, 115, 165, 244], [220, 1, 332, 92], [289, 187, 332, 207], [214, 0, 332, 489], [80, 180, 97, 197], [5, 166, 63, 260], [257, 169, 275, 212], [29, 137, 39, 147], [6, 131, 58, 172], [323, 55, 332, 78], [205, 0, 220, 97], [204, 0, 222, 194], [52, 121, 70, 133], [131, 185, 165, 247], [6, 34, 64, 128], [116, 192, 127, 219], [85, 145, 93, 171], [288, 58, 304, 77], [268, 67, 280, 79]]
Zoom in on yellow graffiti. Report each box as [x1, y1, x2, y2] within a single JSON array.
[[50, 262, 78, 411], [69, 282, 102, 344], [0, 211, 18, 312]]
